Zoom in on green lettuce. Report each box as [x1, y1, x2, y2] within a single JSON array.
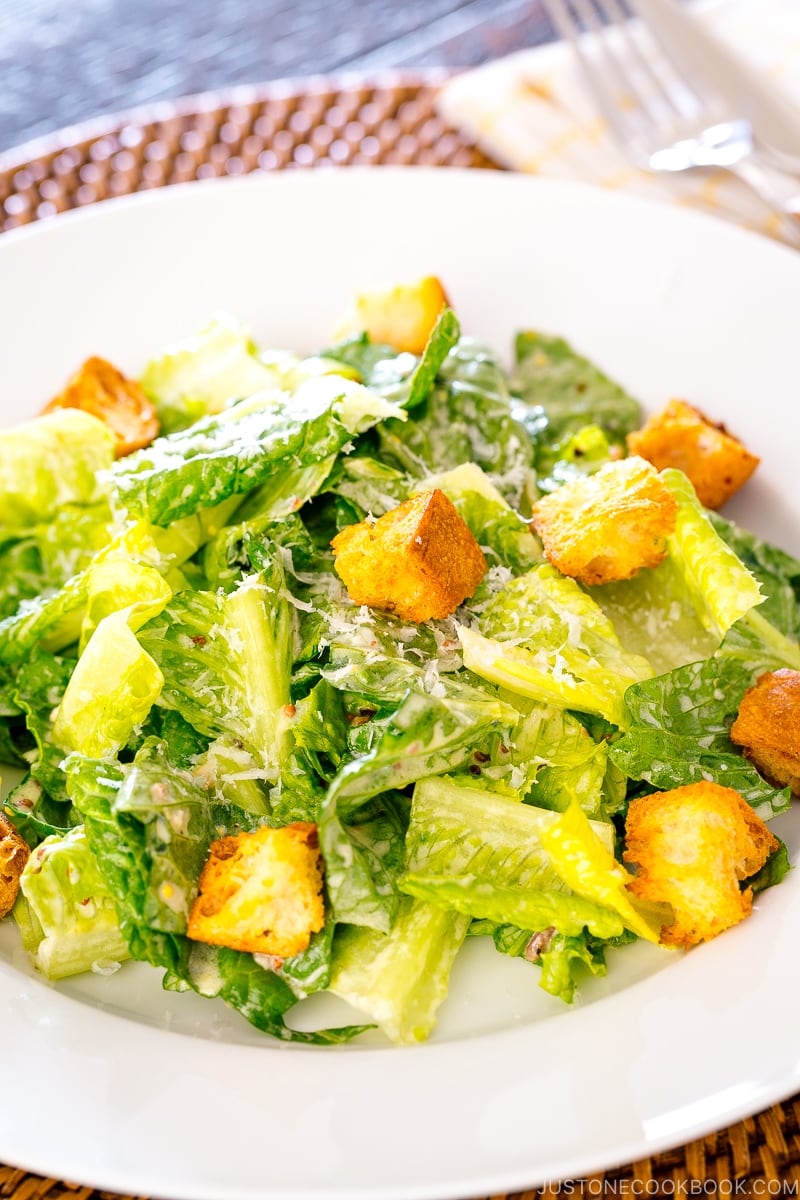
[[610, 655, 791, 819], [67, 754, 366, 1041], [414, 461, 541, 573], [139, 554, 294, 781], [590, 470, 766, 675], [329, 897, 469, 1044], [140, 313, 281, 434], [112, 375, 406, 526], [460, 565, 652, 726], [511, 331, 640, 458], [15, 826, 129, 979], [378, 337, 534, 507], [0, 409, 115, 531], [319, 790, 409, 932]]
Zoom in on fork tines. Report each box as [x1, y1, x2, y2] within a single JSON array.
[[542, 0, 727, 160]]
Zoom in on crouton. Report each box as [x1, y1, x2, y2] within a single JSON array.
[[624, 782, 778, 948], [334, 276, 449, 355], [627, 399, 759, 510], [331, 489, 487, 622], [43, 356, 159, 457], [530, 456, 677, 586], [731, 668, 800, 793], [187, 822, 324, 958], [0, 812, 30, 920]]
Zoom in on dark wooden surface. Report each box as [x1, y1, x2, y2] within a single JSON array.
[[1, 0, 554, 153]]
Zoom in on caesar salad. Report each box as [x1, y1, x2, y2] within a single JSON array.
[[0, 276, 796, 1044]]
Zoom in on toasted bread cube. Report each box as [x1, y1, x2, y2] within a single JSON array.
[[0, 812, 30, 920], [43, 356, 159, 457], [331, 488, 487, 622], [530, 456, 677, 586], [731, 668, 800, 793], [624, 782, 778, 948], [334, 276, 449, 355], [627, 400, 759, 510], [187, 822, 324, 958]]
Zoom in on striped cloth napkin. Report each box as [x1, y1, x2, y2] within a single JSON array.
[[438, 0, 800, 244]]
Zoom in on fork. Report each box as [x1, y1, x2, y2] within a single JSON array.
[[543, 0, 800, 247]]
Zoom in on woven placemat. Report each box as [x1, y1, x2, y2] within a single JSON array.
[[1, 71, 799, 1200]]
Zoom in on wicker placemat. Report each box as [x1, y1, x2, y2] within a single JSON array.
[[1, 72, 799, 1199]]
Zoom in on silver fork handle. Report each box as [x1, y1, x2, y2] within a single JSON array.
[[726, 157, 800, 248]]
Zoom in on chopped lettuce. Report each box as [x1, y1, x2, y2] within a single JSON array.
[[140, 313, 281, 434], [661, 469, 764, 639], [319, 790, 409, 932], [590, 470, 765, 674], [329, 897, 469, 1044], [460, 565, 652, 726], [112, 376, 406, 527], [401, 776, 619, 922], [15, 826, 129, 979], [378, 337, 534, 507], [0, 409, 115, 531], [2, 307, 796, 1044], [611, 655, 791, 820], [414, 461, 541, 572], [538, 802, 668, 942], [511, 331, 640, 458], [324, 686, 518, 819], [66, 754, 365, 1042], [139, 554, 294, 781]]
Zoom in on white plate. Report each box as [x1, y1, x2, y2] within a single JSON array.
[[1, 168, 800, 1200]]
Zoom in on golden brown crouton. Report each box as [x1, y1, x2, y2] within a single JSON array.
[[187, 822, 324, 959], [0, 812, 30, 920], [334, 276, 449, 355], [731, 668, 800, 793], [627, 400, 759, 510], [43, 356, 159, 457], [530, 456, 677, 586], [331, 489, 487, 623], [624, 782, 778, 948]]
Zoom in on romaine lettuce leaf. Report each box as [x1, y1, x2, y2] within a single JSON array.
[[140, 313, 281, 434], [521, 702, 612, 819], [112, 376, 406, 527], [414, 461, 541, 573], [589, 472, 765, 675], [139, 554, 294, 780], [324, 687, 518, 819], [460, 565, 652, 726], [709, 512, 800, 638], [67, 754, 365, 1041], [319, 790, 409, 932], [610, 656, 791, 819], [3, 775, 78, 848], [661, 469, 764, 638], [329, 897, 469, 1044], [378, 337, 534, 507], [401, 875, 623, 940], [51, 571, 172, 759], [511, 331, 640, 456], [0, 519, 186, 665], [403, 775, 614, 890], [15, 826, 129, 979], [534, 424, 615, 495], [12, 649, 75, 802], [538, 802, 667, 942], [538, 931, 612, 1003], [321, 307, 460, 411], [0, 409, 115, 531]]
